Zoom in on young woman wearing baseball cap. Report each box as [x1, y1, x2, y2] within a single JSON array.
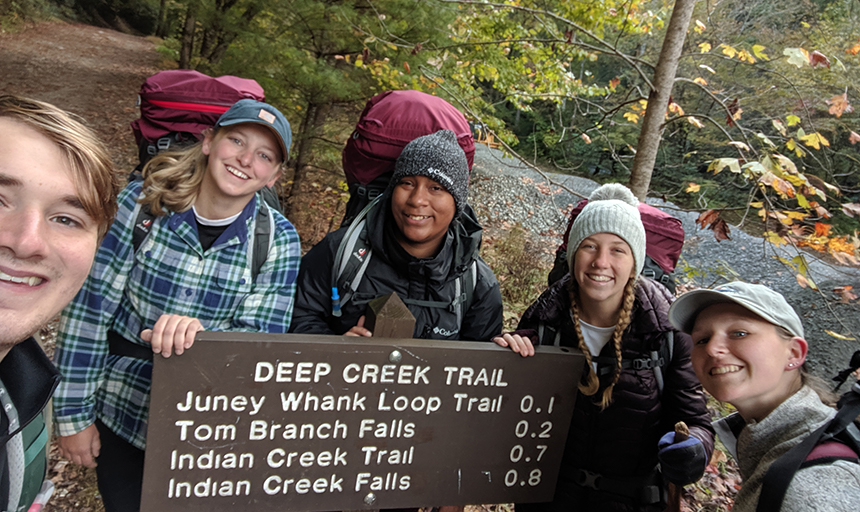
[[53, 99, 301, 511], [669, 282, 860, 511]]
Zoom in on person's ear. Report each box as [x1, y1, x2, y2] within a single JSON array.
[[265, 168, 282, 189], [201, 129, 214, 156], [788, 336, 808, 367]]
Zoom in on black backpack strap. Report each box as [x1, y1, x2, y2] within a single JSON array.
[[250, 201, 272, 281], [757, 383, 860, 512], [132, 203, 156, 253]]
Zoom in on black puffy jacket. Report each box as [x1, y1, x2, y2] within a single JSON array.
[[515, 275, 715, 512], [289, 196, 503, 342]]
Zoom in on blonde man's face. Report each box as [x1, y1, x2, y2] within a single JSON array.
[[0, 118, 100, 350]]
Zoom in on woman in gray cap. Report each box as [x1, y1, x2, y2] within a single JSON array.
[[53, 99, 301, 511], [669, 282, 860, 511], [493, 183, 714, 512], [290, 129, 503, 341]]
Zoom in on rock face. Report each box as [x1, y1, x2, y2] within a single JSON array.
[[468, 143, 860, 382]]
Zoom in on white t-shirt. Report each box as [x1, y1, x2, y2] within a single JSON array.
[[579, 319, 615, 372]]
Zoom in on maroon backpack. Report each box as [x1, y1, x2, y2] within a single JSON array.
[[548, 199, 685, 291], [340, 90, 475, 225], [130, 70, 265, 177]]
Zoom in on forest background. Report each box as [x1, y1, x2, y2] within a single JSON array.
[[2, 0, 860, 510], [4, 0, 860, 272]]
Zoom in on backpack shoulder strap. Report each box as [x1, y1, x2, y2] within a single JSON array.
[[250, 200, 272, 281], [757, 384, 860, 512], [332, 196, 380, 312], [132, 202, 156, 253]]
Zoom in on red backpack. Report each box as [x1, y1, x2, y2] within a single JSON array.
[[340, 90, 475, 225], [548, 199, 685, 291], [130, 70, 265, 178]]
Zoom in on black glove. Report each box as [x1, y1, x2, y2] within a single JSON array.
[[657, 431, 708, 486]]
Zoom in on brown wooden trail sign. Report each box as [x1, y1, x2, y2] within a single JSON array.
[[142, 332, 584, 512]]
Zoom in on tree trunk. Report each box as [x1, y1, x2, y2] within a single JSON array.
[[155, 0, 168, 38], [179, 3, 198, 69], [284, 102, 323, 217], [627, 0, 698, 201]]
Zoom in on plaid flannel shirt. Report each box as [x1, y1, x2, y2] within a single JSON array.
[[53, 181, 300, 449]]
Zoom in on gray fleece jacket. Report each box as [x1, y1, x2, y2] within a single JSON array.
[[723, 385, 860, 511]]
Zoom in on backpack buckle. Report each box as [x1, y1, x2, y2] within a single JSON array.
[[642, 268, 656, 279], [574, 469, 602, 490], [633, 356, 665, 370], [157, 136, 173, 151]]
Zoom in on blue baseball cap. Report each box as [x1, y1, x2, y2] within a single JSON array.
[[216, 99, 292, 162]]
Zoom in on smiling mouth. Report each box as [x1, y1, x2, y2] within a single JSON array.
[[0, 270, 43, 287], [710, 365, 742, 376], [587, 274, 613, 282], [226, 165, 249, 180], [407, 214, 430, 220]]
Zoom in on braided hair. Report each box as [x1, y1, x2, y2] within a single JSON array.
[[568, 274, 639, 409]]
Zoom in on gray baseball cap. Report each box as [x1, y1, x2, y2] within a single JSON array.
[[216, 99, 292, 162], [669, 281, 804, 338]]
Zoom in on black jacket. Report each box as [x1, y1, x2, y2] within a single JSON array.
[[0, 337, 61, 511], [290, 198, 503, 341], [515, 276, 715, 512]]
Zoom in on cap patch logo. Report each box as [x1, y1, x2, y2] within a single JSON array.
[[258, 109, 276, 124], [425, 166, 454, 187]]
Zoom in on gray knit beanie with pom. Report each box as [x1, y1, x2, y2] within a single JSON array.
[[389, 129, 469, 217], [566, 183, 646, 276]]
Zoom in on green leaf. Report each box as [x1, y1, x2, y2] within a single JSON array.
[[752, 44, 769, 60]]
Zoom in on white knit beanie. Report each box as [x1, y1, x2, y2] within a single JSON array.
[[566, 183, 646, 276]]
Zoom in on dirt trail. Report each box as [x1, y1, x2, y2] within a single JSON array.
[[0, 20, 160, 171]]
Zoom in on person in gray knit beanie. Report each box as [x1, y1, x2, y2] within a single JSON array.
[[388, 129, 469, 217], [566, 183, 647, 276]]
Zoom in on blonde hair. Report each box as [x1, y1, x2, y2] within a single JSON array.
[[0, 95, 120, 239], [139, 136, 212, 216], [568, 275, 638, 409]]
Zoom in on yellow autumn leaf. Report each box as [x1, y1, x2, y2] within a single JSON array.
[[738, 49, 755, 64], [786, 115, 801, 126], [752, 44, 769, 60], [765, 231, 788, 246], [668, 102, 685, 116], [687, 116, 705, 128], [728, 141, 751, 151], [721, 44, 737, 58], [686, 182, 701, 193], [750, 201, 764, 208], [799, 132, 830, 150], [784, 211, 808, 220], [695, 20, 706, 34], [772, 119, 787, 136], [694, 77, 708, 86], [783, 47, 809, 68], [708, 158, 741, 174], [699, 42, 711, 53], [623, 112, 640, 124], [825, 330, 856, 341], [581, 133, 592, 144]]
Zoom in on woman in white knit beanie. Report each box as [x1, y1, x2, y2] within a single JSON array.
[[493, 183, 714, 512]]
